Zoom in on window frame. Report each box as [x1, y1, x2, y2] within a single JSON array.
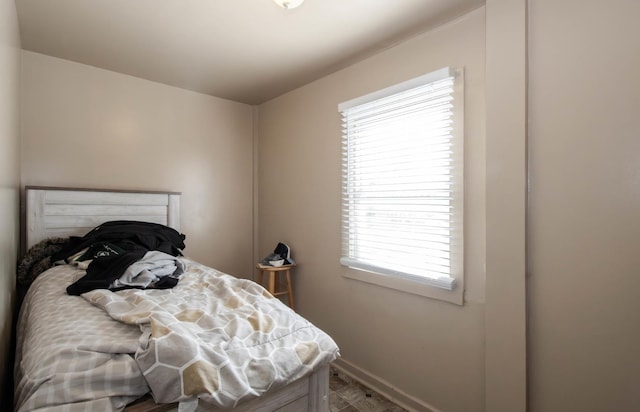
[[338, 67, 465, 305]]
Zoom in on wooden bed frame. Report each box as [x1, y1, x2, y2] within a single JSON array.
[[23, 186, 330, 412], [24, 186, 181, 249]]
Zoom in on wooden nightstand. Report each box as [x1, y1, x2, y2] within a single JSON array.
[[256, 263, 296, 310]]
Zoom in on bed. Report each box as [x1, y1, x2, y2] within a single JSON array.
[[14, 186, 338, 412]]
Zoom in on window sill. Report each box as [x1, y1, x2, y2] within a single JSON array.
[[341, 266, 463, 305]]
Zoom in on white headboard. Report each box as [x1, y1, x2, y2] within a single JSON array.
[[25, 186, 181, 249]]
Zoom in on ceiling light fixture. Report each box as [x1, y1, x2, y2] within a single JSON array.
[[273, 0, 305, 10]]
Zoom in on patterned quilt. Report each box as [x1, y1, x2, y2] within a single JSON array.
[[14, 265, 148, 412], [15, 259, 339, 411]]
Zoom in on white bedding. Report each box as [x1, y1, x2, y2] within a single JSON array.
[[14, 259, 339, 411], [14, 265, 148, 411]]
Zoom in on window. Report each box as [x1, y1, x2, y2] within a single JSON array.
[[339, 67, 464, 301]]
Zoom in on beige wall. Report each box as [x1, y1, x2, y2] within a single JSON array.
[[0, 0, 21, 405], [258, 8, 486, 411], [484, 0, 527, 410], [528, 0, 640, 410], [20, 51, 255, 278]]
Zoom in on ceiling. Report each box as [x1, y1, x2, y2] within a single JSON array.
[[16, 0, 484, 105]]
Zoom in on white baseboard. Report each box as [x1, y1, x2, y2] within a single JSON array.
[[331, 358, 441, 412]]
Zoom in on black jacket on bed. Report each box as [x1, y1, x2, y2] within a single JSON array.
[[53, 221, 186, 296]]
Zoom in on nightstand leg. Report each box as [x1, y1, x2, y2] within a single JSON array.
[[285, 269, 294, 310], [268, 272, 276, 295]]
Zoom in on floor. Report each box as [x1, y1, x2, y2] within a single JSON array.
[[329, 367, 408, 412]]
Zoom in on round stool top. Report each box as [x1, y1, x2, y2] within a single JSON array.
[[256, 263, 296, 272]]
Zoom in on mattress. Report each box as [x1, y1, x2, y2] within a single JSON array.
[[14, 259, 339, 411]]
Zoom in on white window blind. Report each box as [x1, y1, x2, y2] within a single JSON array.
[[339, 67, 463, 291]]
